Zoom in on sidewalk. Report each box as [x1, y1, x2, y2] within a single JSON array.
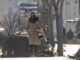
[[0, 57, 71, 60]]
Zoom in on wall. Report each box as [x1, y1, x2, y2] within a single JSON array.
[[63, 0, 79, 33]]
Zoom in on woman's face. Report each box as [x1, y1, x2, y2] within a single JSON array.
[[31, 13, 35, 18]]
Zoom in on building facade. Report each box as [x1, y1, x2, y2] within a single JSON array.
[[63, 0, 80, 44], [63, 0, 79, 32]]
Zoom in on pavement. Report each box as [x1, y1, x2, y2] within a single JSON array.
[[0, 57, 71, 60]]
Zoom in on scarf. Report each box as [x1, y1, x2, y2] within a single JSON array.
[[29, 16, 39, 23]]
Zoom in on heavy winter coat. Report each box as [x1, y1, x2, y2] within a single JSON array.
[[26, 17, 44, 46]]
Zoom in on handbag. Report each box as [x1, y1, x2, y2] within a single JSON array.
[[37, 28, 46, 39]]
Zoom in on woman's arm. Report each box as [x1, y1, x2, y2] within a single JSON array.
[[37, 21, 46, 37]]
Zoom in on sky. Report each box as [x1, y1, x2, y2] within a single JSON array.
[[0, 0, 38, 14], [0, 0, 9, 9], [0, 0, 16, 10], [0, 0, 19, 13], [0, 0, 19, 21], [0, 0, 41, 21]]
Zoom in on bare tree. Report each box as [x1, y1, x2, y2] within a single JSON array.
[[42, 0, 64, 56], [0, 8, 20, 37], [41, 0, 55, 50]]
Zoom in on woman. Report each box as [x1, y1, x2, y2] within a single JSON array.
[[26, 12, 45, 56]]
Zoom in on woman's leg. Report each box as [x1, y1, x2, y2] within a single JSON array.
[[30, 45, 34, 55], [34, 45, 38, 56], [30, 45, 38, 56]]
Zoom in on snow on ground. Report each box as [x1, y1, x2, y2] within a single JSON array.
[[0, 57, 70, 60], [54, 44, 80, 56], [0, 44, 80, 58]]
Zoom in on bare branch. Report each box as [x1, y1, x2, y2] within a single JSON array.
[[56, 0, 61, 7], [52, 0, 56, 7], [0, 9, 20, 36], [51, 0, 60, 9], [42, 0, 50, 10]]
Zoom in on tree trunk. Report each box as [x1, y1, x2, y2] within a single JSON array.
[[55, 0, 64, 56], [48, 6, 55, 48], [79, 0, 80, 16]]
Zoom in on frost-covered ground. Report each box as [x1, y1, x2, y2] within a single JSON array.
[[54, 44, 80, 56], [0, 57, 70, 60], [0, 44, 79, 60]]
